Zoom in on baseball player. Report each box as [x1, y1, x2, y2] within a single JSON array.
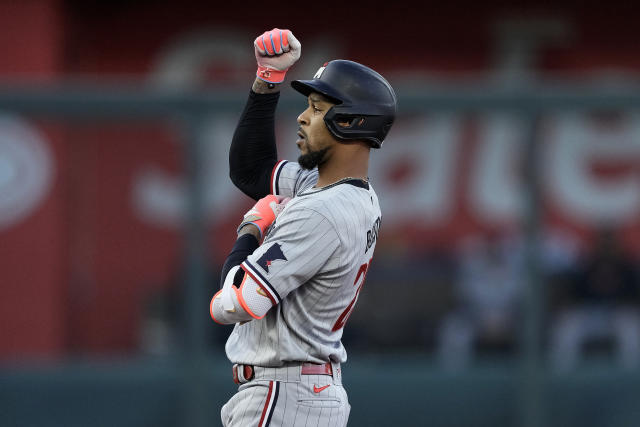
[[210, 28, 396, 426]]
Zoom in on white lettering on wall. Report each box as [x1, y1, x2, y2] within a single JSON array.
[[0, 115, 54, 230], [471, 114, 525, 222], [545, 113, 640, 224], [372, 115, 460, 226], [135, 28, 640, 230], [149, 29, 252, 88], [132, 114, 239, 227]]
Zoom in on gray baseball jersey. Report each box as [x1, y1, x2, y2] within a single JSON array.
[[225, 160, 382, 367]]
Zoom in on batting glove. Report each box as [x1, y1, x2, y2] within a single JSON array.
[[238, 194, 291, 238], [254, 28, 301, 83]]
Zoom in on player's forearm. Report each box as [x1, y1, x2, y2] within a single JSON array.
[[229, 87, 280, 200]]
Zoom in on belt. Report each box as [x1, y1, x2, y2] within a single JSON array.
[[232, 362, 333, 384]]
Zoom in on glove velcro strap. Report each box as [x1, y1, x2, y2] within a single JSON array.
[[256, 66, 287, 83]]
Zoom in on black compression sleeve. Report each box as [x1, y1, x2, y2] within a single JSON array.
[[219, 234, 259, 289], [229, 90, 281, 200]]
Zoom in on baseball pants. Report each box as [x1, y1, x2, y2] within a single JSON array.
[[221, 362, 350, 426]]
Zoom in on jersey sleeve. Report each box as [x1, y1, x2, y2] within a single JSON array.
[[240, 205, 339, 304], [270, 160, 319, 198]]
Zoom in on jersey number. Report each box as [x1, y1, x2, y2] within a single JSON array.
[[331, 258, 372, 332]]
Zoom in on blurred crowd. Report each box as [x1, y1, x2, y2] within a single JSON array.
[[342, 224, 640, 371]]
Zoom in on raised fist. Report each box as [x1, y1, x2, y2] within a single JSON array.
[[238, 194, 291, 238], [254, 28, 301, 83]]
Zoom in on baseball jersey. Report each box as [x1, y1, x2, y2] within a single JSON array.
[[225, 160, 382, 367]]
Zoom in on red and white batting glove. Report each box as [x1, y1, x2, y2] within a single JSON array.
[[254, 28, 301, 83], [238, 194, 291, 238]]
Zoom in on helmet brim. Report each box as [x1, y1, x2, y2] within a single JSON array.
[[291, 79, 345, 105]]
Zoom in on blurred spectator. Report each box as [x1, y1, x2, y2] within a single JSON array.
[[549, 227, 640, 372], [437, 230, 525, 370], [138, 279, 181, 357]]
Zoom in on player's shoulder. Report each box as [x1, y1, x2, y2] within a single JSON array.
[[276, 161, 318, 196]]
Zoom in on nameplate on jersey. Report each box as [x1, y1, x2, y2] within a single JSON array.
[[365, 217, 381, 254]]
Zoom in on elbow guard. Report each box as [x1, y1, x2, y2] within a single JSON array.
[[210, 265, 274, 324]]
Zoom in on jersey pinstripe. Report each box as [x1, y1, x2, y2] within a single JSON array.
[[226, 160, 381, 366]]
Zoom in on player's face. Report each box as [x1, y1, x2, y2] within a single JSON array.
[[296, 93, 337, 170]]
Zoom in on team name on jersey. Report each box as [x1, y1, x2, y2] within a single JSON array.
[[365, 216, 381, 254]]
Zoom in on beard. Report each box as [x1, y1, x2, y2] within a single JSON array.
[[298, 146, 329, 170]]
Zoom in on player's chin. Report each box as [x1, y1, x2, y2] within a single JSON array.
[[298, 146, 328, 170], [297, 152, 316, 170]]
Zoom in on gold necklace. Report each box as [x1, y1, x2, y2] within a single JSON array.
[[316, 176, 369, 189]]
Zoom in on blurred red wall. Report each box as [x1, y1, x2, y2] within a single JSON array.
[[0, 1, 639, 360], [0, 0, 66, 360]]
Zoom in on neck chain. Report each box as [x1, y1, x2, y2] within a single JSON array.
[[321, 176, 369, 188]]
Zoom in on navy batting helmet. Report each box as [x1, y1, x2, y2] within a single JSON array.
[[291, 60, 396, 148]]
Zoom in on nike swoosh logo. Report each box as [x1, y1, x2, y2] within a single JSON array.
[[313, 384, 330, 393]]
